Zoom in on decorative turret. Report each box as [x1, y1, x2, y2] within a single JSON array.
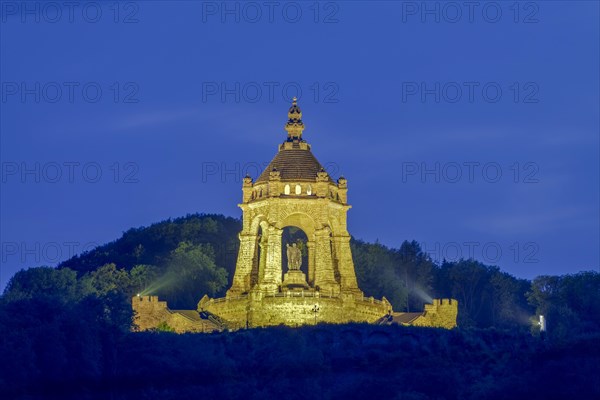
[[268, 167, 281, 197], [337, 176, 348, 203], [285, 97, 305, 140], [242, 175, 253, 203]]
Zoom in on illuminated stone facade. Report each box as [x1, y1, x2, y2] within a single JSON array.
[[132, 99, 458, 332], [227, 98, 360, 298]]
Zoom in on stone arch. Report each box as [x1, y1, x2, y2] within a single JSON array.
[[276, 211, 317, 238], [249, 214, 269, 235], [280, 225, 309, 287]]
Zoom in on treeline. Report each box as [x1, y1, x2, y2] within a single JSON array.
[[4, 213, 596, 336], [1, 213, 599, 398], [4, 213, 599, 337], [352, 240, 534, 328]]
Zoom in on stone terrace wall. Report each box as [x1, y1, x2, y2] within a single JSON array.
[[132, 296, 220, 333], [412, 299, 458, 329], [200, 292, 391, 328]]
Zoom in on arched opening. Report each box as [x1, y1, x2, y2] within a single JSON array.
[[281, 226, 309, 287], [277, 213, 317, 290]]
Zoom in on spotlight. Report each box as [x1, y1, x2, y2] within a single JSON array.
[[539, 315, 546, 332]]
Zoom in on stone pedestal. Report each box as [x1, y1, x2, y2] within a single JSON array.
[[282, 269, 309, 289]]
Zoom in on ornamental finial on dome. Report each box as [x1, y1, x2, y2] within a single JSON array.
[[285, 97, 305, 140]]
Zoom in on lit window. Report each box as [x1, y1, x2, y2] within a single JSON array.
[[295, 185, 301, 195], [307, 185, 312, 195], [284, 184, 290, 195]]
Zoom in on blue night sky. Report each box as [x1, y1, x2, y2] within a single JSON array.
[[1, 1, 598, 291]]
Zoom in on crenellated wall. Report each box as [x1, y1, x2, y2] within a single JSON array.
[[412, 299, 458, 329], [132, 296, 220, 333], [132, 296, 169, 329]]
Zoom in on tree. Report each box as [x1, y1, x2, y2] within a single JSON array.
[[2, 266, 79, 303], [129, 264, 161, 295], [440, 259, 494, 327], [396, 241, 434, 312], [160, 242, 228, 309], [352, 239, 408, 310], [527, 272, 600, 340], [489, 270, 531, 329], [81, 263, 132, 296]]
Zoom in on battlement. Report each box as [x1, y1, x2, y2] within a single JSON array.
[[427, 298, 455, 308], [132, 295, 168, 310], [132, 294, 158, 302], [134, 295, 160, 303], [424, 298, 457, 311], [415, 298, 458, 329]]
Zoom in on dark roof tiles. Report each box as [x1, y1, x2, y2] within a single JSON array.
[[256, 146, 333, 183]]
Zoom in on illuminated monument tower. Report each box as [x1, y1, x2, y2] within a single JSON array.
[[132, 99, 458, 331], [197, 98, 395, 328], [227, 98, 361, 298]]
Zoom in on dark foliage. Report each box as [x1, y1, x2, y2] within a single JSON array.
[[2, 213, 599, 398], [58, 213, 241, 284], [1, 305, 598, 400]]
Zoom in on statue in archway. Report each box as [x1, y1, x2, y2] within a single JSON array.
[[286, 243, 302, 271]]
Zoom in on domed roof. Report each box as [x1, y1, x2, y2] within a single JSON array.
[[256, 98, 333, 184], [256, 142, 333, 183]]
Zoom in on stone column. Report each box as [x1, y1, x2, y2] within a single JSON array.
[[228, 233, 258, 297], [314, 227, 339, 295], [259, 225, 283, 294], [248, 234, 265, 287], [257, 234, 268, 284], [307, 240, 315, 286], [332, 234, 361, 294]]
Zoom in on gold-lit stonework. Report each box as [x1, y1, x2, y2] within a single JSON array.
[[133, 99, 458, 332]]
